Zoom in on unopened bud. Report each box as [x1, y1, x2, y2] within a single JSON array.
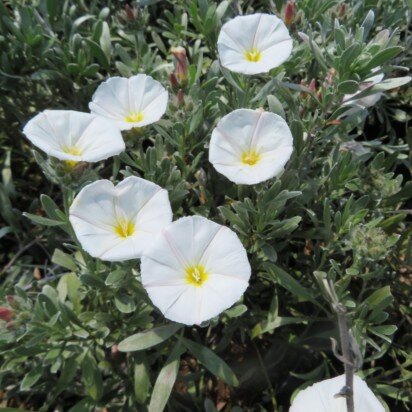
[[169, 72, 179, 89], [0, 307, 13, 323], [309, 79, 316, 93], [176, 89, 185, 106], [338, 3, 346, 17], [171, 46, 188, 85], [284, 1, 296, 26], [34, 267, 42, 280], [111, 344, 119, 357], [125, 4, 136, 21]]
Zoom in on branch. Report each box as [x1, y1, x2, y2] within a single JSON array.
[[334, 302, 355, 412]]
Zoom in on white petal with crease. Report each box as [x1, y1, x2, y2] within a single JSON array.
[[89, 75, 168, 130], [218, 14, 293, 75], [209, 109, 293, 185], [69, 177, 172, 261], [23, 110, 125, 162], [289, 374, 385, 412], [141, 216, 251, 325]]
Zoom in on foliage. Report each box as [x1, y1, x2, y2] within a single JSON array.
[[0, 0, 411, 411]]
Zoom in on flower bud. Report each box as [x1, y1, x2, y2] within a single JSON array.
[[309, 78, 316, 93], [111, 343, 119, 357], [338, 3, 346, 17], [0, 307, 13, 323], [169, 72, 179, 89], [176, 89, 185, 106], [284, 1, 296, 26], [171, 46, 188, 85], [125, 4, 137, 21]]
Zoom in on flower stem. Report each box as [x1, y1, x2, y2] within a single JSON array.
[[334, 302, 355, 412]]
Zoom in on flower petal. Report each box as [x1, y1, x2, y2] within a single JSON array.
[[69, 177, 172, 261], [209, 109, 293, 185], [141, 216, 251, 325], [289, 374, 385, 412], [218, 13, 293, 75], [89, 74, 168, 130], [23, 110, 125, 162]]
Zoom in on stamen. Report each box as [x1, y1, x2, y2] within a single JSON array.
[[62, 146, 82, 168], [245, 49, 262, 62], [241, 150, 261, 166], [185, 264, 208, 287], [63, 145, 82, 156], [124, 112, 144, 123], [114, 219, 135, 238]]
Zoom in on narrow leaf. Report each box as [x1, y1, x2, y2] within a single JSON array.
[[180, 337, 239, 386], [118, 323, 182, 352]]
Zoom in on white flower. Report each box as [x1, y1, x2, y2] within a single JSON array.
[[209, 108, 293, 185], [289, 374, 385, 412], [141, 216, 251, 325], [89, 74, 168, 130], [217, 13, 293, 75], [343, 71, 385, 109], [69, 177, 172, 262], [23, 110, 125, 163]]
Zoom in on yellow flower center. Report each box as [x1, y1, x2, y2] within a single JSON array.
[[63, 145, 82, 156], [64, 160, 78, 168], [245, 49, 262, 62], [62, 146, 82, 168], [241, 150, 261, 166], [114, 219, 135, 238], [185, 264, 208, 287], [124, 112, 144, 123]]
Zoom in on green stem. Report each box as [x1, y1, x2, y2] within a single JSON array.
[[252, 340, 277, 410]]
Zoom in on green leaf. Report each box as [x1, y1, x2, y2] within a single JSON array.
[[370, 325, 397, 336], [114, 292, 136, 314], [148, 342, 184, 412], [362, 46, 403, 72], [361, 10, 375, 39], [81, 352, 103, 401], [252, 316, 306, 338], [224, 304, 247, 318], [57, 273, 82, 310], [79, 274, 106, 289], [105, 269, 126, 286], [52, 248, 77, 272], [53, 358, 78, 399], [0, 226, 12, 239], [134, 354, 151, 404], [152, 31, 167, 55], [118, 323, 182, 352], [23, 212, 65, 227], [267, 95, 285, 118], [364, 286, 393, 314], [84, 38, 109, 68], [338, 80, 359, 94], [20, 365, 43, 390], [180, 337, 239, 387], [99, 21, 111, 61], [265, 264, 318, 304], [40, 194, 64, 221], [354, 77, 411, 101], [46, 0, 58, 20]]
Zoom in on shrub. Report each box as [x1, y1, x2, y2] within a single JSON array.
[[0, 1, 410, 411]]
